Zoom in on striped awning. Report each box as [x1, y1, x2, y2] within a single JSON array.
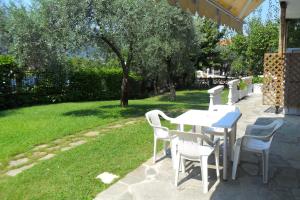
[[168, 0, 264, 32]]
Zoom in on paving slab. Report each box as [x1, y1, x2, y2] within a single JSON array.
[[84, 131, 100, 137], [69, 140, 87, 147], [61, 146, 74, 152], [33, 144, 48, 151], [9, 158, 29, 167], [94, 93, 300, 200], [6, 164, 35, 176], [32, 151, 47, 157], [39, 154, 55, 161]]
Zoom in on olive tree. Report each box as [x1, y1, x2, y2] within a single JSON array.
[[35, 0, 154, 106], [0, 4, 10, 54], [141, 1, 195, 100]]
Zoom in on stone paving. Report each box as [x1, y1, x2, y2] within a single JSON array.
[[94, 93, 300, 200], [0, 119, 141, 178]]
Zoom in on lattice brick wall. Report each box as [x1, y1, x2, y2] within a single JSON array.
[[285, 53, 300, 109], [263, 53, 285, 106]]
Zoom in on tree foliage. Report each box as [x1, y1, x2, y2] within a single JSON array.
[[2, 0, 280, 108], [139, 1, 195, 100], [0, 4, 10, 54], [7, 3, 63, 72], [34, 0, 160, 106], [287, 19, 300, 48], [230, 18, 278, 75], [193, 17, 225, 70]]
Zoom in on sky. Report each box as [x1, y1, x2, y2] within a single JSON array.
[[246, 0, 279, 22], [2, 0, 280, 21]]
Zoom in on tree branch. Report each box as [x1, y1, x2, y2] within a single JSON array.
[[99, 34, 126, 69]]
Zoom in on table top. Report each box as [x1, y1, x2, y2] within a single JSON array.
[[171, 109, 242, 128]]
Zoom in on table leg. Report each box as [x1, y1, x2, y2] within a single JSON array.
[[230, 124, 237, 161], [223, 128, 228, 181], [178, 124, 184, 131], [192, 125, 196, 132]]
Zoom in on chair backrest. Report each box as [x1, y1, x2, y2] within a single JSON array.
[[209, 105, 240, 113], [170, 130, 214, 157], [264, 119, 284, 141], [145, 110, 163, 127], [145, 110, 171, 138], [246, 119, 284, 150]]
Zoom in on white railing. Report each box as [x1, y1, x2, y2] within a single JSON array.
[[227, 79, 239, 105], [241, 76, 253, 96], [208, 85, 224, 109], [207, 76, 253, 107], [228, 76, 253, 105]]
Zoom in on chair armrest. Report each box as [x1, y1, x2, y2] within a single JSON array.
[[245, 124, 274, 135], [213, 138, 220, 145], [159, 112, 174, 122], [245, 123, 275, 133], [151, 125, 169, 132], [242, 134, 271, 141], [213, 137, 221, 147]]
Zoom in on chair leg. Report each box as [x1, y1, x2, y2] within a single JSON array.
[[175, 154, 181, 186], [153, 138, 157, 163], [181, 158, 186, 173], [163, 141, 168, 156], [262, 150, 269, 184], [201, 156, 209, 193], [215, 146, 220, 179], [232, 139, 242, 180]]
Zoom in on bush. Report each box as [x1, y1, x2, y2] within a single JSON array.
[[0, 55, 25, 109], [0, 56, 144, 109], [0, 55, 18, 94], [252, 76, 263, 84], [66, 67, 143, 101], [238, 80, 247, 90]]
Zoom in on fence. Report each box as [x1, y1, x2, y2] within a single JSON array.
[[263, 52, 300, 115], [208, 76, 253, 107]]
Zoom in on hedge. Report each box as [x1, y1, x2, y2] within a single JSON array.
[[0, 56, 144, 109], [66, 67, 143, 101]]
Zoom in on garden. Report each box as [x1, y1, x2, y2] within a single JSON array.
[[0, 0, 292, 199]]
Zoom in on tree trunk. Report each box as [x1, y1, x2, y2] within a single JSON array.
[[153, 75, 158, 95], [166, 59, 176, 101], [120, 66, 129, 107], [99, 35, 131, 107], [169, 80, 176, 101]]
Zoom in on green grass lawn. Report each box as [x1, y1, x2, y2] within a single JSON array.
[[0, 122, 154, 200], [0, 89, 228, 200]]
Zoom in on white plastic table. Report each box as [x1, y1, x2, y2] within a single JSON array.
[[170, 109, 242, 180]]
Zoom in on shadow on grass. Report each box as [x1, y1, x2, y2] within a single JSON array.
[[63, 90, 210, 119], [0, 110, 18, 117], [63, 103, 208, 119], [158, 91, 209, 105]]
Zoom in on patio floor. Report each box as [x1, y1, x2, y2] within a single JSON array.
[[94, 93, 300, 200]]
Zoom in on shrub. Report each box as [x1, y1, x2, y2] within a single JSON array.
[[66, 67, 143, 101], [0, 55, 18, 94], [238, 80, 247, 90], [252, 76, 263, 84], [0, 55, 24, 109], [0, 56, 144, 109]]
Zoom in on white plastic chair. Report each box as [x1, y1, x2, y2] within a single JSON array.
[[145, 110, 174, 163], [232, 119, 284, 183], [200, 105, 240, 158], [171, 130, 220, 193]]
